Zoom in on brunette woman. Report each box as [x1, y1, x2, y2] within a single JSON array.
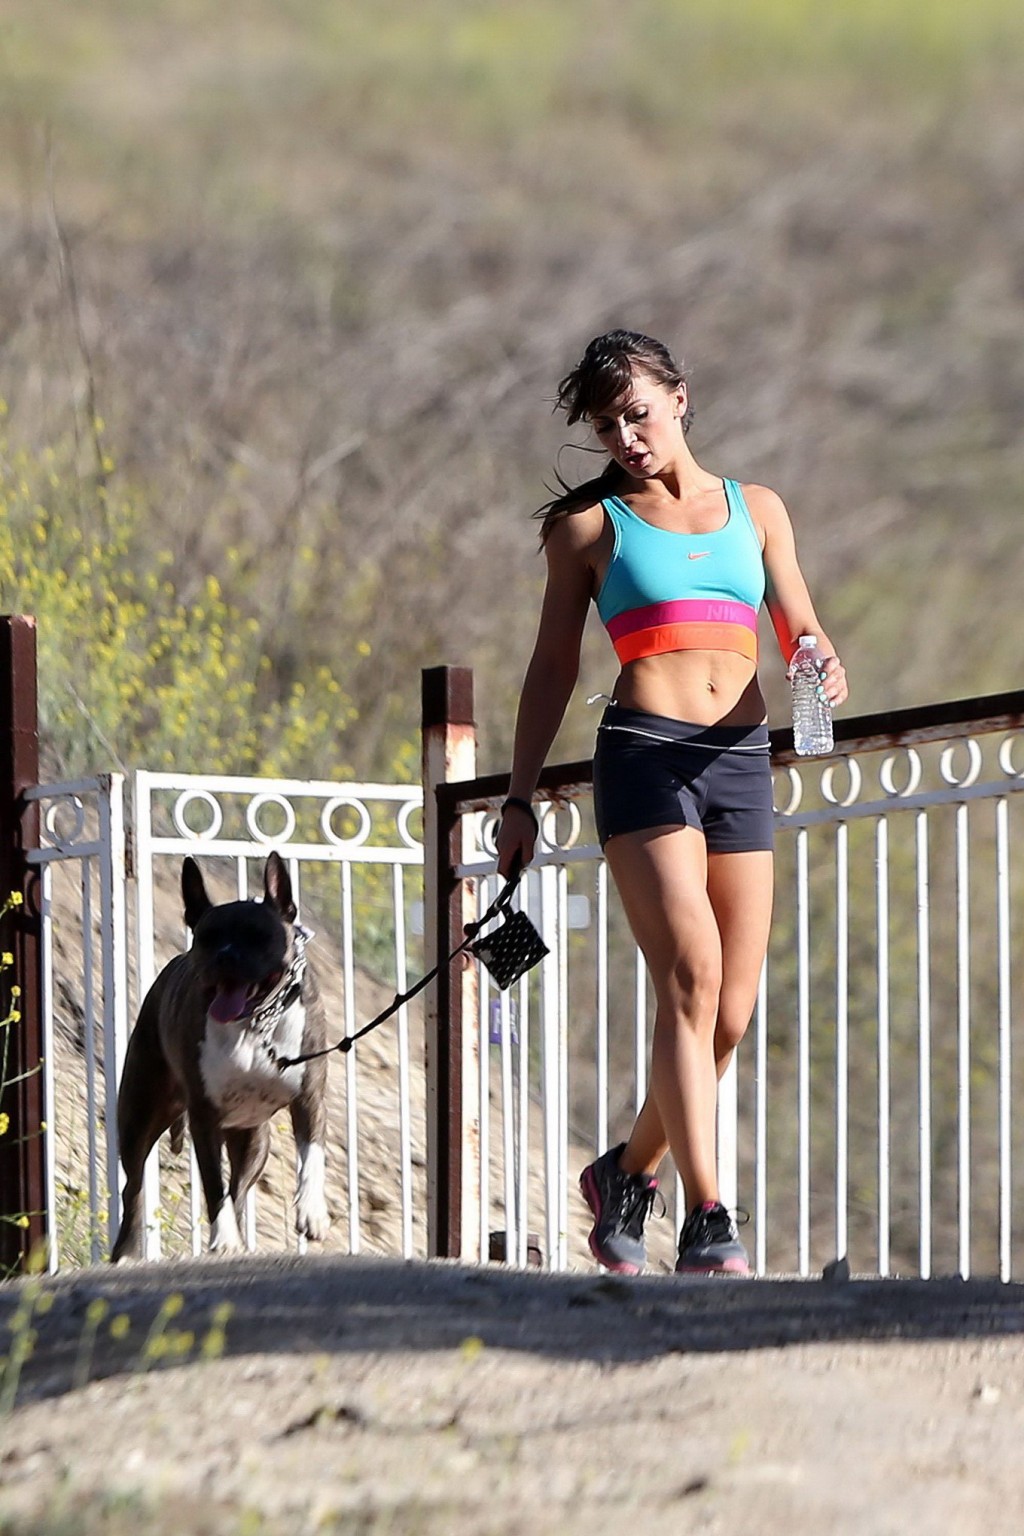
[[495, 330, 847, 1274]]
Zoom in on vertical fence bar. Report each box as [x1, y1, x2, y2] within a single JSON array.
[[499, 967, 517, 1266], [279, 855, 302, 1255], [796, 827, 811, 1277], [835, 821, 849, 1263], [516, 944, 531, 1269], [244, 1173, 258, 1253], [189, 1144, 203, 1257], [539, 864, 560, 1270], [238, 834, 252, 1287], [237, 857, 258, 1252], [477, 883, 490, 1260], [754, 959, 768, 1276], [131, 770, 162, 1260], [187, 834, 202, 1255], [995, 796, 1011, 1282], [557, 864, 570, 1271], [717, 1058, 738, 1216], [595, 861, 609, 1157], [392, 864, 414, 1259], [956, 801, 971, 1278], [916, 810, 932, 1278], [341, 858, 360, 1254], [875, 815, 891, 1276], [633, 948, 647, 1116], [98, 775, 129, 1257], [80, 867, 101, 1262]]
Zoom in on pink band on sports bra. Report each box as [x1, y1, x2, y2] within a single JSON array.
[[605, 598, 759, 665], [605, 598, 758, 642]]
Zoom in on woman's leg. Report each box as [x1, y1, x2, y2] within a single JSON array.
[[603, 825, 723, 1207], [612, 846, 774, 1189], [706, 848, 774, 1074]]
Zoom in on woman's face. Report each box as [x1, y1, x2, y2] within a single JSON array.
[[587, 370, 687, 478]]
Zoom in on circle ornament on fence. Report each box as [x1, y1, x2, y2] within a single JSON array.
[[821, 756, 862, 809], [939, 738, 983, 790], [479, 810, 501, 857], [245, 793, 297, 845], [538, 799, 582, 852], [772, 765, 803, 818], [879, 747, 922, 799], [43, 793, 86, 852], [396, 799, 424, 851], [320, 796, 372, 849], [172, 790, 223, 841], [997, 734, 1024, 780]]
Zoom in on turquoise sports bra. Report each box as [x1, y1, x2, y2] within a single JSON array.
[[595, 479, 765, 665]]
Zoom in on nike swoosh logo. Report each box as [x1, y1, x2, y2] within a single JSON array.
[[688, 551, 712, 560]]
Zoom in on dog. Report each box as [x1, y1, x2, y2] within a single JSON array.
[[111, 850, 330, 1260]]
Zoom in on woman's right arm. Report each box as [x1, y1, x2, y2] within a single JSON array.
[[496, 510, 598, 878]]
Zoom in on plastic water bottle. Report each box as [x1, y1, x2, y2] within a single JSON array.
[[790, 634, 833, 756]]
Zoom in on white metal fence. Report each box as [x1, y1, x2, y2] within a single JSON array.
[[24, 774, 129, 1271], [36, 771, 425, 1267], [454, 726, 1024, 1280], [33, 718, 1024, 1278]]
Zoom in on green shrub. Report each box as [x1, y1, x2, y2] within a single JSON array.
[[0, 416, 358, 778]]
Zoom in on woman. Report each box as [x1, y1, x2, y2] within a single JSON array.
[[495, 330, 847, 1275]]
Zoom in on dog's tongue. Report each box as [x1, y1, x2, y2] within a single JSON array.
[[208, 984, 255, 1024]]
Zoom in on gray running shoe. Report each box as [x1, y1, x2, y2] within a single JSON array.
[[675, 1201, 751, 1275], [579, 1143, 659, 1275]]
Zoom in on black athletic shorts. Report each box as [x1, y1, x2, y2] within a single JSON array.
[[592, 704, 775, 853]]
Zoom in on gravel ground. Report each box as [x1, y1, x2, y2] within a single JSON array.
[[2, 1256, 1024, 1535]]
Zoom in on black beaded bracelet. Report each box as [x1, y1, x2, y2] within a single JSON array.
[[501, 796, 539, 831]]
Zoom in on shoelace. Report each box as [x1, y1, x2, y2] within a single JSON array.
[[617, 1179, 665, 1239], [682, 1202, 749, 1247]]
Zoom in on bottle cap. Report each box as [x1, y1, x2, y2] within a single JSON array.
[[798, 634, 818, 647]]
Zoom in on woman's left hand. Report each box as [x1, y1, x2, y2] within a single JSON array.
[[820, 654, 848, 708]]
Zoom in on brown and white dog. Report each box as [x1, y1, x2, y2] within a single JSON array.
[[111, 851, 330, 1261]]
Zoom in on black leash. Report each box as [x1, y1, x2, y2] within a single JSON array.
[[275, 863, 535, 1071]]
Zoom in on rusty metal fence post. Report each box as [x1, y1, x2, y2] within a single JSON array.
[[0, 615, 46, 1273], [421, 665, 481, 1261]]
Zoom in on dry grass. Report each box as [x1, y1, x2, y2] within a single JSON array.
[[0, 3, 1023, 781]]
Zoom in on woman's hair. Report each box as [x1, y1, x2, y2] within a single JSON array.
[[535, 330, 693, 540]]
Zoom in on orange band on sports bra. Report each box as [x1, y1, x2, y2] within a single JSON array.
[[612, 622, 758, 666]]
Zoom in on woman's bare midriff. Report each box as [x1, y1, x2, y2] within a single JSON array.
[[612, 650, 767, 727]]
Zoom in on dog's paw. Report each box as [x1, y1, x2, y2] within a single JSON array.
[[295, 1192, 331, 1242], [209, 1202, 245, 1253], [110, 1250, 147, 1267], [294, 1142, 330, 1241]]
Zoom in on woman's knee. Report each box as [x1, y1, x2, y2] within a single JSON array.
[[714, 991, 755, 1055], [658, 951, 722, 1026]]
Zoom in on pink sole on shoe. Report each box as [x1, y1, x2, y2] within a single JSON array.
[[588, 1235, 641, 1276], [675, 1261, 751, 1277], [581, 1168, 642, 1276]]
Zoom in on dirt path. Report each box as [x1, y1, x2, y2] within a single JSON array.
[[2, 1257, 1024, 1535]]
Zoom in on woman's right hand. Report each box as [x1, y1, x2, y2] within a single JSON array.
[[496, 801, 537, 879]]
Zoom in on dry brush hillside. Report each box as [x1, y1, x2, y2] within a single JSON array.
[[1, 4, 1023, 783]]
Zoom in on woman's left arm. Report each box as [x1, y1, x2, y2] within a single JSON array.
[[747, 484, 848, 708]]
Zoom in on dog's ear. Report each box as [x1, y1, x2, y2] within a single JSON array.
[[263, 850, 297, 924], [181, 857, 213, 931]]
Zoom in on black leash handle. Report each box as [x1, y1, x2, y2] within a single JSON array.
[[275, 861, 524, 1070]]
